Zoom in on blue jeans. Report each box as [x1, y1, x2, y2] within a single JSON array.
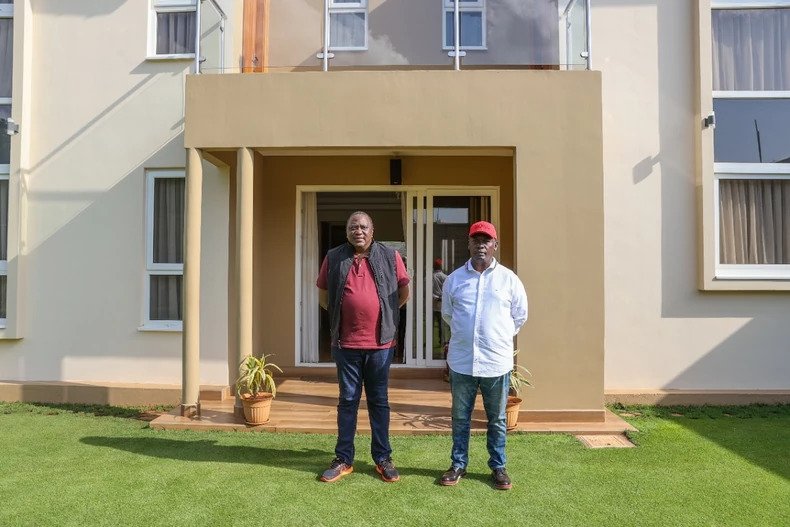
[[449, 369, 509, 470], [332, 346, 395, 465]]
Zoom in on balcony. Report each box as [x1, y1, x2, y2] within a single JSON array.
[[197, 0, 591, 74]]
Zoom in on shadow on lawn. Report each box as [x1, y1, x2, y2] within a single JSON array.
[[618, 405, 790, 481], [78, 436, 488, 485]]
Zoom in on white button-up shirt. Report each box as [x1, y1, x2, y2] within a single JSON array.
[[441, 258, 528, 377]]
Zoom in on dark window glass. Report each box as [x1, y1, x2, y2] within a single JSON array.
[[713, 99, 790, 164]]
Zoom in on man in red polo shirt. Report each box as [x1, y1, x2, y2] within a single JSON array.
[[316, 211, 410, 483]]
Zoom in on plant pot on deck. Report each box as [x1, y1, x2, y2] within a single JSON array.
[[505, 396, 522, 431], [241, 392, 273, 425]]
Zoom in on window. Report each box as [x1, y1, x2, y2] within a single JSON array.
[[712, 2, 790, 279], [0, 0, 12, 327], [149, 0, 196, 57], [443, 0, 486, 50], [144, 170, 185, 330], [329, 0, 367, 50]]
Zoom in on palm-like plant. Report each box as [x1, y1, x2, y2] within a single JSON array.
[[235, 354, 283, 398], [509, 349, 532, 398]]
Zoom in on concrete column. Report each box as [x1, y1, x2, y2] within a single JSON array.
[[234, 147, 255, 413], [181, 148, 203, 418]]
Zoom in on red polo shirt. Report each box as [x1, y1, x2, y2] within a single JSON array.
[[317, 250, 410, 349]]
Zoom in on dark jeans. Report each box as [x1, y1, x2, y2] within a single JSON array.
[[449, 369, 510, 470], [332, 345, 395, 465]]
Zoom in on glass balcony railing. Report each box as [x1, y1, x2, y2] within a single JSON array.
[[197, 0, 591, 74], [196, 0, 226, 74]]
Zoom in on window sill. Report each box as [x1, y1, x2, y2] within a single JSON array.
[[146, 54, 195, 61], [138, 322, 183, 332], [701, 278, 790, 292]]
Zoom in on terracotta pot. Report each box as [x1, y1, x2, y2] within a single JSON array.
[[505, 396, 522, 431], [241, 392, 273, 425]]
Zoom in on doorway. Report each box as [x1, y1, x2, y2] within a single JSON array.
[[297, 188, 497, 366]]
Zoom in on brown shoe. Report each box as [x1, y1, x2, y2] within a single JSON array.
[[491, 468, 512, 490], [320, 458, 353, 482], [440, 466, 466, 486]]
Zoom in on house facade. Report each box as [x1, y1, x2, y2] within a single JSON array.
[[0, 1, 787, 417]]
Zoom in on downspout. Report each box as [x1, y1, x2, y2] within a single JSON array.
[[453, 0, 460, 70], [194, 0, 202, 73], [585, 0, 592, 70]]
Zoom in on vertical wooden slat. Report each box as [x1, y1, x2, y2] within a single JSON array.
[[243, 0, 268, 73]]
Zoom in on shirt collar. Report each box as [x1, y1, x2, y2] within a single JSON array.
[[465, 257, 498, 273]]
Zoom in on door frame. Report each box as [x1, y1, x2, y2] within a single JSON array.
[[295, 185, 500, 367]]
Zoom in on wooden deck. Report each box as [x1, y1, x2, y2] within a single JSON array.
[[150, 379, 636, 435]]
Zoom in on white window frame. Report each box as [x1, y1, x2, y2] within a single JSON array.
[[147, 0, 197, 60], [442, 0, 487, 51], [328, 0, 368, 51], [711, 1, 790, 280], [142, 169, 184, 331], [0, 2, 12, 328]]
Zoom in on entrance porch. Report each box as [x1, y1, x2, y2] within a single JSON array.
[[152, 378, 635, 435]]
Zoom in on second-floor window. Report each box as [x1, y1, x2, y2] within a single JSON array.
[[443, 0, 486, 50], [150, 0, 196, 57], [329, 0, 368, 51], [145, 170, 185, 329], [712, 2, 790, 279]]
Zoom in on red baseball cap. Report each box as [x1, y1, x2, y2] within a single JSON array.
[[469, 221, 497, 239]]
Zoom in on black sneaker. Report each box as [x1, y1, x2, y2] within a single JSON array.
[[491, 468, 512, 490], [375, 458, 400, 482], [440, 466, 466, 486], [320, 458, 353, 482]]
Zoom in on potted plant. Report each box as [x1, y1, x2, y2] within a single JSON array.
[[506, 349, 532, 431], [235, 354, 282, 425]]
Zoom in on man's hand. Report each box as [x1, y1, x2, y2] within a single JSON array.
[[398, 284, 410, 308], [318, 289, 328, 310]]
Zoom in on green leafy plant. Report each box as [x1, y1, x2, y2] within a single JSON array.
[[235, 354, 283, 398], [509, 349, 532, 398]]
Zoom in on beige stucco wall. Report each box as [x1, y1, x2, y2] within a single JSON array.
[[187, 69, 605, 411], [596, 0, 790, 390], [0, 0, 240, 386]]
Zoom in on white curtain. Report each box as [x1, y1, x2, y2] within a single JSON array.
[[712, 8, 790, 91], [157, 12, 196, 55], [719, 179, 790, 264], [150, 178, 185, 320], [329, 12, 365, 48], [301, 192, 319, 363], [0, 19, 11, 98]]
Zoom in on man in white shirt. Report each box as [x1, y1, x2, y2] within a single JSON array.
[[439, 221, 528, 490]]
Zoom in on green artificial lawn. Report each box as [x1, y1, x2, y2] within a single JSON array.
[[1, 402, 788, 527]]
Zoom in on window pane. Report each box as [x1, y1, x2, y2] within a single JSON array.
[[719, 179, 790, 264], [152, 177, 184, 264], [156, 11, 196, 55], [0, 275, 5, 319], [329, 12, 366, 48], [712, 8, 790, 91], [0, 18, 12, 98], [150, 275, 182, 320], [713, 99, 790, 163], [0, 178, 7, 261], [445, 11, 484, 47], [0, 105, 9, 165]]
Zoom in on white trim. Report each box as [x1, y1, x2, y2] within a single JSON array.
[[712, 1, 790, 8], [138, 321, 183, 332], [714, 163, 790, 175], [713, 91, 790, 99], [330, 0, 367, 7], [144, 169, 185, 327], [442, 1, 487, 51], [716, 265, 790, 279], [145, 54, 195, 61]]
